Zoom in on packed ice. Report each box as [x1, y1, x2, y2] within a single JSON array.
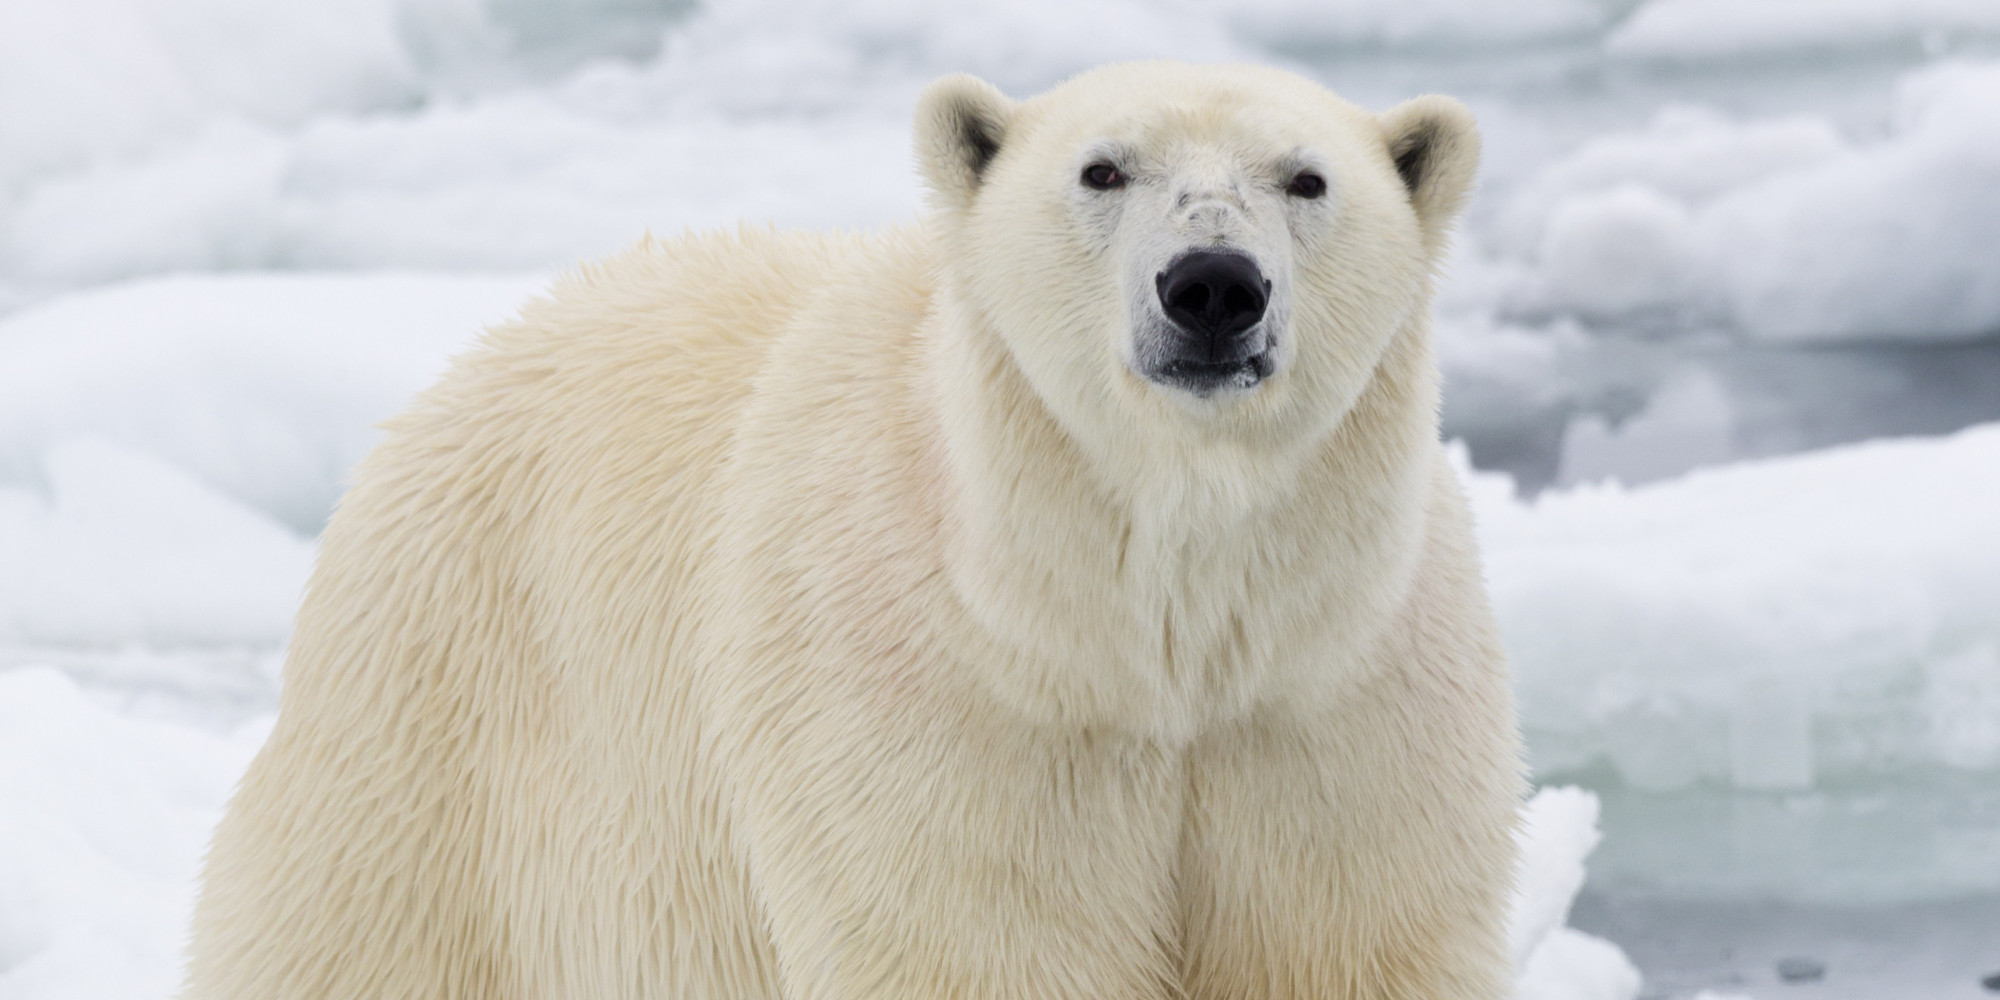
[[3, 0, 1998, 998], [1494, 62, 2000, 342]]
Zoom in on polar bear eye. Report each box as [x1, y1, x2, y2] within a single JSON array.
[[1081, 162, 1126, 191], [1287, 171, 1326, 199]]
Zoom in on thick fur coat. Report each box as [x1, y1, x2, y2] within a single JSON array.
[[187, 62, 1523, 1000]]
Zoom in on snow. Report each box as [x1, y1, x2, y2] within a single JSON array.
[[1513, 788, 1645, 1000], [651, 0, 1243, 103], [0, 272, 541, 536], [1471, 424, 2000, 791], [0, 0, 417, 193], [1465, 427, 2000, 905], [0, 439, 313, 648], [0, 95, 921, 292], [1608, 0, 2000, 60], [0, 667, 268, 1000], [1222, 0, 1609, 50], [0, 272, 532, 648], [6, 0, 1998, 345], [1710, 61, 2000, 342], [1520, 930, 1646, 1000], [1494, 62, 2000, 342]]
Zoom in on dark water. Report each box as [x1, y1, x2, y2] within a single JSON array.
[[1572, 892, 2000, 1000]]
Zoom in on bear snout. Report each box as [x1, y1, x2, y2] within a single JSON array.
[[1147, 250, 1274, 394], [1157, 251, 1269, 343]]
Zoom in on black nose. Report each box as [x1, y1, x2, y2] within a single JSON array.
[[1156, 251, 1269, 343]]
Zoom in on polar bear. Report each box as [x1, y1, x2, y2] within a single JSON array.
[[187, 62, 1522, 1000]]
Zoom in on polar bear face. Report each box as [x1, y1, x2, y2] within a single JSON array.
[[917, 63, 1477, 465]]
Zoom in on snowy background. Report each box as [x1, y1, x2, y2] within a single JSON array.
[[3, 1, 1999, 998]]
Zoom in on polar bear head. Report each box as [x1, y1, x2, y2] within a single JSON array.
[[916, 62, 1477, 466]]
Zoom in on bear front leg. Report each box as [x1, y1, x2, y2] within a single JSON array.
[[1177, 659, 1523, 1000], [720, 668, 1184, 1000]]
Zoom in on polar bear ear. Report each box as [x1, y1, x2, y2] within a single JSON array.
[[1378, 95, 1481, 256], [914, 74, 1017, 215]]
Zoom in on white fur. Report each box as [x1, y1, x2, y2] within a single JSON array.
[[186, 62, 1522, 1000]]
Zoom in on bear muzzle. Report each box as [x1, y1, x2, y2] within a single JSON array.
[[1145, 250, 1274, 395]]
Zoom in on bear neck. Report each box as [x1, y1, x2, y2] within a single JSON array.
[[926, 290, 1442, 741]]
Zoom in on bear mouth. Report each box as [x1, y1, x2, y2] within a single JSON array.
[[1151, 351, 1274, 396]]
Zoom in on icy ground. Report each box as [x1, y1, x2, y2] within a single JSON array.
[[3, 1, 2000, 998], [1573, 893, 2000, 1000]]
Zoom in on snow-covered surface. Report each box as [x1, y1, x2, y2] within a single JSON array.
[[4, 0, 1999, 344], [1473, 426, 2000, 792], [3, 0, 1999, 998], [0, 438, 314, 648], [1467, 428, 2000, 905], [0, 273, 538, 646], [1607, 0, 2000, 60], [0, 272, 540, 535], [0, 668, 269, 1000], [1513, 787, 1645, 1000], [1497, 61, 2000, 342]]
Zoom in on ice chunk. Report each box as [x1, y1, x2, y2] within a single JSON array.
[[1556, 370, 1735, 490], [0, 666, 268, 1000], [0, 271, 542, 534], [1529, 184, 1703, 324], [0, 272, 544, 647], [0, 0, 417, 192], [1223, 0, 1607, 50], [1, 124, 289, 287], [1609, 0, 2000, 60], [1707, 61, 2000, 342], [1519, 929, 1644, 1000], [0, 438, 313, 647], [645, 0, 1247, 112], [1, 97, 921, 293], [1512, 786, 1602, 965], [1728, 675, 1816, 792], [1925, 641, 2000, 771], [1513, 787, 1644, 1000], [1501, 61, 2000, 342], [1490, 105, 1846, 261], [1471, 423, 2000, 788]]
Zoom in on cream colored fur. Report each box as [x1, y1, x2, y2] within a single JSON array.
[[186, 62, 1523, 1000]]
